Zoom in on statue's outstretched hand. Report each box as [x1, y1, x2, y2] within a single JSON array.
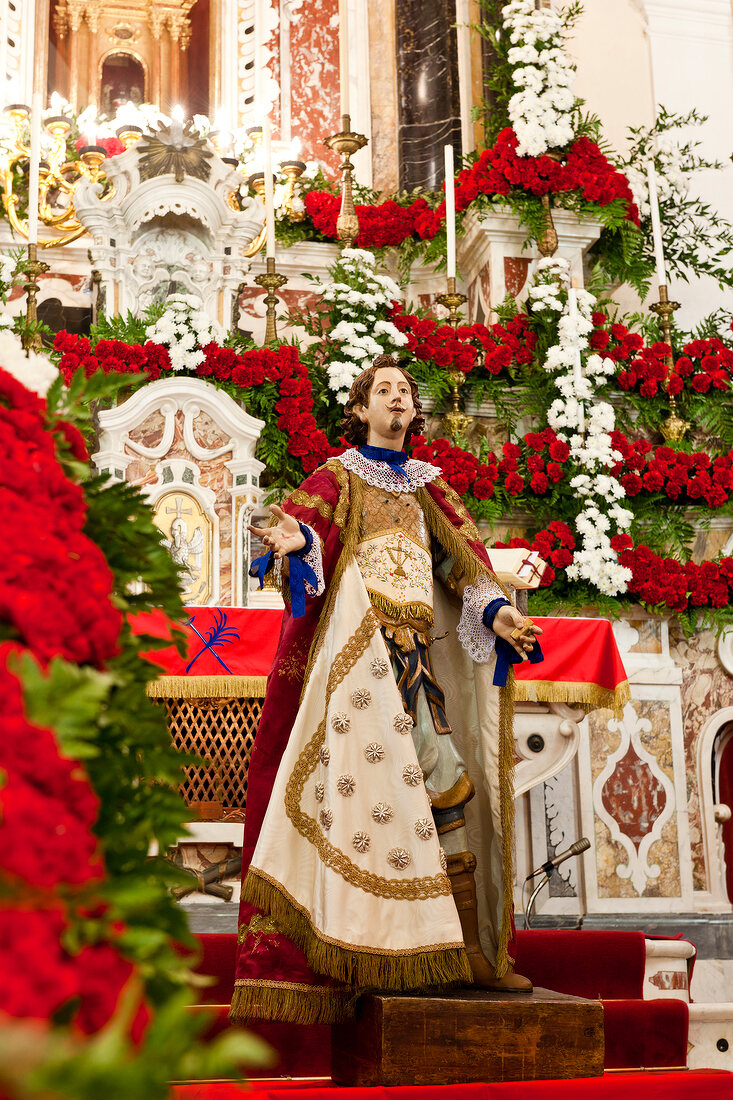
[[248, 504, 306, 559], [492, 604, 543, 661]]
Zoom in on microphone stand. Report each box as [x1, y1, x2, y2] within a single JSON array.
[[524, 873, 550, 929]]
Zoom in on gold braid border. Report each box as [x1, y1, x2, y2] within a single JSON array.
[[230, 977, 352, 1026], [284, 606, 452, 901], [288, 489, 334, 524], [417, 486, 512, 601], [301, 470, 361, 695], [242, 867, 470, 990], [494, 670, 516, 979]]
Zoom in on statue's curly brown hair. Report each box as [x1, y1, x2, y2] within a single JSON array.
[[340, 354, 425, 447]]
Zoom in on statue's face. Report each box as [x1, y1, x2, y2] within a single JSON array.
[[356, 365, 415, 448]]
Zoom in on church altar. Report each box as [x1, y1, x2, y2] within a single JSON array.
[[133, 607, 630, 716]]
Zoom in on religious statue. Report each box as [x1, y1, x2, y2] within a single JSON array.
[[229, 355, 543, 1025]]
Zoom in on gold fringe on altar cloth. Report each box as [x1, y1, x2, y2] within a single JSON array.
[[145, 675, 268, 699], [512, 677, 631, 719]]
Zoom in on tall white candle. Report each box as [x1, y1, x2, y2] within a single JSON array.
[[27, 92, 41, 245], [0, 0, 8, 107], [262, 116, 276, 259], [567, 286, 585, 434], [339, 0, 349, 121], [444, 144, 456, 279], [646, 160, 667, 288]]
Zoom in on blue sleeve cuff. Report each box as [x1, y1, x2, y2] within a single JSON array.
[[482, 597, 510, 631]]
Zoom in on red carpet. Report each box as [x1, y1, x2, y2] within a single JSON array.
[[171, 1073, 733, 1099]]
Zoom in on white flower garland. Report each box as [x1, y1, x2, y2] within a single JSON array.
[[145, 295, 226, 373], [501, 0, 577, 157], [321, 249, 409, 403], [527, 258, 632, 597]]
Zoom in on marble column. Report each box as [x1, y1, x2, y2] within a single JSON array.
[[395, 0, 461, 191]]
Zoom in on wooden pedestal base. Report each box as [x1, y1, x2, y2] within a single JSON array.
[[331, 987, 605, 1086]]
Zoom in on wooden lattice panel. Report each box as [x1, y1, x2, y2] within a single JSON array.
[[161, 696, 263, 820]]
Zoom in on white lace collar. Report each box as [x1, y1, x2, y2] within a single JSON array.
[[335, 448, 442, 494]]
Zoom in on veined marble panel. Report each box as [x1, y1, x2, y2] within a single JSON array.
[[289, 0, 341, 173]]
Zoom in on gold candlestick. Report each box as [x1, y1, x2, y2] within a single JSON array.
[[324, 114, 368, 248], [254, 256, 288, 345], [19, 242, 50, 353], [650, 283, 689, 442], [280, 160, 307, 222], [537, 192, 558, 257], [437, 276, 471, 439]]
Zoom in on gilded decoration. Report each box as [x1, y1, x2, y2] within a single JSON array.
[[387, 847, 412, 870], [352, 832, 371, 853], [364, 743, 385, 763], [137, 125, 213, 184], [402, 764, 423, 786]]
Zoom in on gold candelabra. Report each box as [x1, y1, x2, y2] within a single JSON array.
[[650, 283, 689, 442], [437, 276, 471, 440], [324, 113, 368, 248], [0, 104, 120, 248], [254, 255, 288, 345], [17, 243, 50, 352]]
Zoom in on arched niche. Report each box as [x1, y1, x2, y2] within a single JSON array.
[[100, 50, 146, 114], [696, 707, 733, 911]]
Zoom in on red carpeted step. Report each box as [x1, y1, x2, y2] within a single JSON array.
[[514, 930, 647, 1000], [189, 932, 689, 1074], [603, 999, 689, 1070]]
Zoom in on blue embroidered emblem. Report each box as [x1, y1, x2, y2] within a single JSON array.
[[183, 609, 241, 674]]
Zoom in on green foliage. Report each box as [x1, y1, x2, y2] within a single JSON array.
[[92, 305, 166, 346]]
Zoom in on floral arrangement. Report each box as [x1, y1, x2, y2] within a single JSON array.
[[0, 365, 263, 1097], [145, 294, 226, 372], [54, 328, 331, 483], [527, 257, 632, 596], [315, 249, 408, 401], [500, 0, 578, 156]]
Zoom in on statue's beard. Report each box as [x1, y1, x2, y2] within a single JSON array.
[[390, 414, 403, 433]]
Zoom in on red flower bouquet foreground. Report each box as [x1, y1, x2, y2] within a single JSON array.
[[54, 332, 332, 475], [0, 366, 149, 1043]]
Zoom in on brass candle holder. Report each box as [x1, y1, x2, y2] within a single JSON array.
[[18, 242, 50, 353], [115, 125, 144, 150], [437, 276, 471, 439], [650, 283, 690, 442], [280, 160, 306, 222], [254, 255, 288, 345], [324, 113, 368, 248]]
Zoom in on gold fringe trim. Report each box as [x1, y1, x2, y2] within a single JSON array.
[[146, 675, 267, 699], [301, 470, 362, 697], [513, 677, 631, 719], [366, 590, 434, 626], [242, 868, 473, 990], [494, 671, 516, 980], [417, 487, 512, 601], [230, 979, 352, 1026]]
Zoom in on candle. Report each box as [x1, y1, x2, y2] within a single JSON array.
[[0, 0, 7, 106], [262, 116, 276, 259], [646, 160, 668, 288], [170, 103, 184, 147], [339, 0, 349, 121], [444, 144, 456, 279], [27, 91, 41, 245]]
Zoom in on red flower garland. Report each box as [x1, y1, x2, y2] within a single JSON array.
[[615, 541, 733, 612], [611, 431, 733, 509], [301, 127, 638, 249], [54, 333, 333, 476], [392, 307, 536, 378]]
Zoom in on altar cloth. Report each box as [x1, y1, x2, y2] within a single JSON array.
[[131, 608, 629, 714]]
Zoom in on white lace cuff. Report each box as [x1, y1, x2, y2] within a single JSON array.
[[300, 523, 325, 597], [456, 574, 507, 664]]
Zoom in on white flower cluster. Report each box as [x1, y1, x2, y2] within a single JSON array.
[[321, 249, 409, 403], [145, 295, 226, 373], [527, 258, 632, 597], [502, 0, 577, 157], [625, 133, 688, 220]]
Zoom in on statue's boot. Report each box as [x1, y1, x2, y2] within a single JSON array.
[[431, 772, 533, 994]]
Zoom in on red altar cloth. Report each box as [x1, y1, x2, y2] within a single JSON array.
[[131, 608, 629, 713]]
